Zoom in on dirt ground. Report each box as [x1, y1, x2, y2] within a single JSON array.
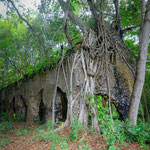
[[0, 122, 144, 150]]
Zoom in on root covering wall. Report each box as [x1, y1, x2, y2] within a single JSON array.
[[0, 50, 135, 122]]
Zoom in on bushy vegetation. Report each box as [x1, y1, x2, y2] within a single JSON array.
[[96, 96, 150, 150], [70, 116, 84, 141], [0, 111, 12, 121], [0, 121, 14, 133], [34, 120, 68, 150], [0, 109, 149, 149], [0, 134, 11, 148]]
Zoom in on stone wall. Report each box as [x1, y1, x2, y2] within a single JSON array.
[[0, 52, 135, 122]]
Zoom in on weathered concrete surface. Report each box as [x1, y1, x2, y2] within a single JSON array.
[[0, 51, 135, 122]]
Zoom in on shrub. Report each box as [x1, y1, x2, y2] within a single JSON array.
[[0, 111, 12, 121], [16, 129, 28, 136], [70, 116, 84, 141], [125, 121, 150, 149], [0, 135, 11, 147], [0, 121, 14, 133], [34, 120, 68, 150]]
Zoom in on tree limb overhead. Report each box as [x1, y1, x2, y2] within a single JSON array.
[[58, 0, 90, 33]]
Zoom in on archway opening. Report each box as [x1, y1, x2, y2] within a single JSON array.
[[55, 87, 68, 122], [9, 96, 16, 119], [39, 90, 46, 124], [20, 95, 27, 122], [39, 99, 46, 124]]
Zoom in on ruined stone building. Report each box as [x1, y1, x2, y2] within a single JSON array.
[[0, 48, 135, 123]]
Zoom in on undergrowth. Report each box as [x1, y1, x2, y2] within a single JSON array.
[[0, 100, 149, 150], [34, 120, 69, 150], [70, 116, 84, 141], [96, 96, 150, 150], [0, 134, 11, 148], [0, 121, 14, 133]]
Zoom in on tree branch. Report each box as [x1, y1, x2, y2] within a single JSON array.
[[65, 20, 72, 45], [58, 0, 89, 33], [64, 0, 72, 45], [121, 25, 140, 32], [87, 0, 97, 19], [8, 0, 48, 58], [113, 0, 121, 31], [141, 0, 146, 22]]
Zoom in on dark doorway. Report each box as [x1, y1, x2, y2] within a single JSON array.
[[55, 87, 68, 122], [9, 96, 16, 118], [20, 95, 27, 122], [39, 90, 46, 124]]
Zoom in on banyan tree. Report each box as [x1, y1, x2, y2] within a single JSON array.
[[53, 0, 136, 131]]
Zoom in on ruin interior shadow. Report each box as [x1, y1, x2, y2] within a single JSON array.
[[39, 89, 46, 124], [9, 95, 27, 122], [55, 87, 68, 123]]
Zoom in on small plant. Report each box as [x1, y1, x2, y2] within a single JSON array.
[[0, 111, 12, 121], [70, 115, 84, 141], [16, 129, 28, 136], [35, 130, 67, 149], [125, 121, 150, 149], [58, 141, 68, 150], [0, 121, 14, 133], [78, 140, 91, 150], [34, 120, 68, 149], [43, 120, 53, 130], [0, 136, 11, 147], [82, 144, 91, 150], [96, 96, 125, 149], [15, 111, 23, 122]]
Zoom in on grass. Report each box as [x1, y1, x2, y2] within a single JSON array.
[[0, 111, 149, 150], [0, 135, 11, 148], [33, 120, 69, 150], [0, 121, 14, 133]]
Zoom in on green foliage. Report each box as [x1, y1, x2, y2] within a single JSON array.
[[99, 110, 150, 149], [93, 96, 150, 149], [98, 107, 125, 149], [78, 139, 91, 150], [0, 121, 14, 133], [34, 120, 68, 150], [15, 111, 23, 122], [0, 111, 12, 121], [125, 39, 138, 56], [35, 129, 68, 149], [43, 120, 53, 130], [120, 0, 141, 28], [58, 141, 69, 150], [141, 68, 150, 122], [125, 121, 150, 146], [16, 129, 28, 136], [0, 134, 11, 148], [70, 116, 84, 141]]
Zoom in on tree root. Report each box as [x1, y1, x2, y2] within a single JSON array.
[[78, 132, 88, 150], [53, 120, 69, 132]]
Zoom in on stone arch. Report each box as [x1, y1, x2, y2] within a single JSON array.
[[9, 94, 27, 121], [55, 87, 68, 122]]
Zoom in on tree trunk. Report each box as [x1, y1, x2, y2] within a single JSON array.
[[128, 0, 150, 125]]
